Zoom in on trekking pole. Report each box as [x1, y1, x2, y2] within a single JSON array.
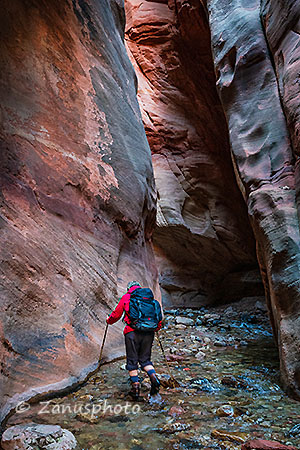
[[97, 322, 109, 371], [156, 331, 179, 387]]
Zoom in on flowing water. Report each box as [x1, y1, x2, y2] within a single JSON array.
[[6, 302, 300, 449]]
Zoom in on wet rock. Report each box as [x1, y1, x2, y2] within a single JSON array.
[[211, 429, 248, 443], [190, 378, 218, 393], [221, 375, 249, 389], [160, 422, 191, 434], [169, 347, 178, 354], [141, 379, 151, 389], [241, 439, 297, 450], [216, 405, 234, 417], [289, 424, 300, 436], [1, 423, 77, 450], [168, 405, 185, 417], [166, 354, 185, 362], [214, 339, 227, 347], [180, 348, 194, 356], [75, 412, 99, 424], [165, 310, 178, 316], [169, 437, 202, 449], [194, 351, 206, 360], [234, 406, 248, 416], [255, 301, 267, 312], [76, 394, 93, 402], [175, 317, 194, 326], [203, 314, 221, 322], [91, 376, 104, 385], [107, 415, 130, 423], [131, 438, 143, 447], [190, 344, 200, 352], [159, 374, 180, 389], [241, 313, 257, 324]]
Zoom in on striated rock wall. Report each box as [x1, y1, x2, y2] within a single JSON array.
[[207, 0, 300, 398], [261, 0, 300, 158], [0, 0, 158, 424], [125, 0, 300, 398], [1, 0, 299, 424], [125, 0, 264, 308], [260, 0, 300, 227]]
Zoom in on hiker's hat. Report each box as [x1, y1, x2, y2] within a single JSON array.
[[127, 281, 141, 291]]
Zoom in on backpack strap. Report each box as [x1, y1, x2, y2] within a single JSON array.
[[154, 300, 162, 323], [121, 294, 131, 324], [137, 298, 141, 322]]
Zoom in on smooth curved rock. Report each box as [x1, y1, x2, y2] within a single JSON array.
[[260, 0, 300, 235], [207, 0, 300, 398], [0, 0, 158, 424], [125, 0, 263, 307], [261, 0, 300, 157]]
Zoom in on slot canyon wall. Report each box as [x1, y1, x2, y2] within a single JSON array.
[[207, 0, 300, 399], [125, 0, 264, 308], [0, 0, 300, 428], [125, 0, 300, 398], [0, 0, 158, 425]]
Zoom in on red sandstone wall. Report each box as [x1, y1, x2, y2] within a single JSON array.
[[0, 0, 158, 423], [125, 0, 263, 308]]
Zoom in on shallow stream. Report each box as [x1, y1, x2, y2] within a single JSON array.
[[6, 302, 300, 449]]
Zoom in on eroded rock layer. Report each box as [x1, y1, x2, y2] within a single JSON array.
[[125, 0, 263, 308], [0, 0, 158, 424], [260, 0, 300, 226], [207, 0, 300, 398]]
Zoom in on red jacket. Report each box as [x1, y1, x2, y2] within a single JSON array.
[[106, 286, 162, 335]]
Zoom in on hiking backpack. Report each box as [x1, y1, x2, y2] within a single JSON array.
[[127, 288, 162, 331]]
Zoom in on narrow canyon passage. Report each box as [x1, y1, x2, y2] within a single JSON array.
[[125, 0, 300, 401], [0, 0, 300, 448]]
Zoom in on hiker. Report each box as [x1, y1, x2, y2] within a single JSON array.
[[106, 281, 163, 400]]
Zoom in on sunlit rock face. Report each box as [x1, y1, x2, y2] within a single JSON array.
[[125, 0, 263, 308], [207, 0, 300, 399], [0, 0, 158, 424]]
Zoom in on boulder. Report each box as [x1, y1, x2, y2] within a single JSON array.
[[211, 429, 248, 443], [168, 405, 185, 416], [216, 404, 234, 417], [1, 423, 76, 450], [194, 350, 206, 360], [175, 316, 194, 326], [242, 439, 297, 450]]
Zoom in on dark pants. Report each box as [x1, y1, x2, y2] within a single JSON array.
[[125, 330, 155, 371]]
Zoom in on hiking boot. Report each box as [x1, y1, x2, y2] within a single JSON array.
[[149, 373, 160, 396], [128, 381, 142, 401]]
